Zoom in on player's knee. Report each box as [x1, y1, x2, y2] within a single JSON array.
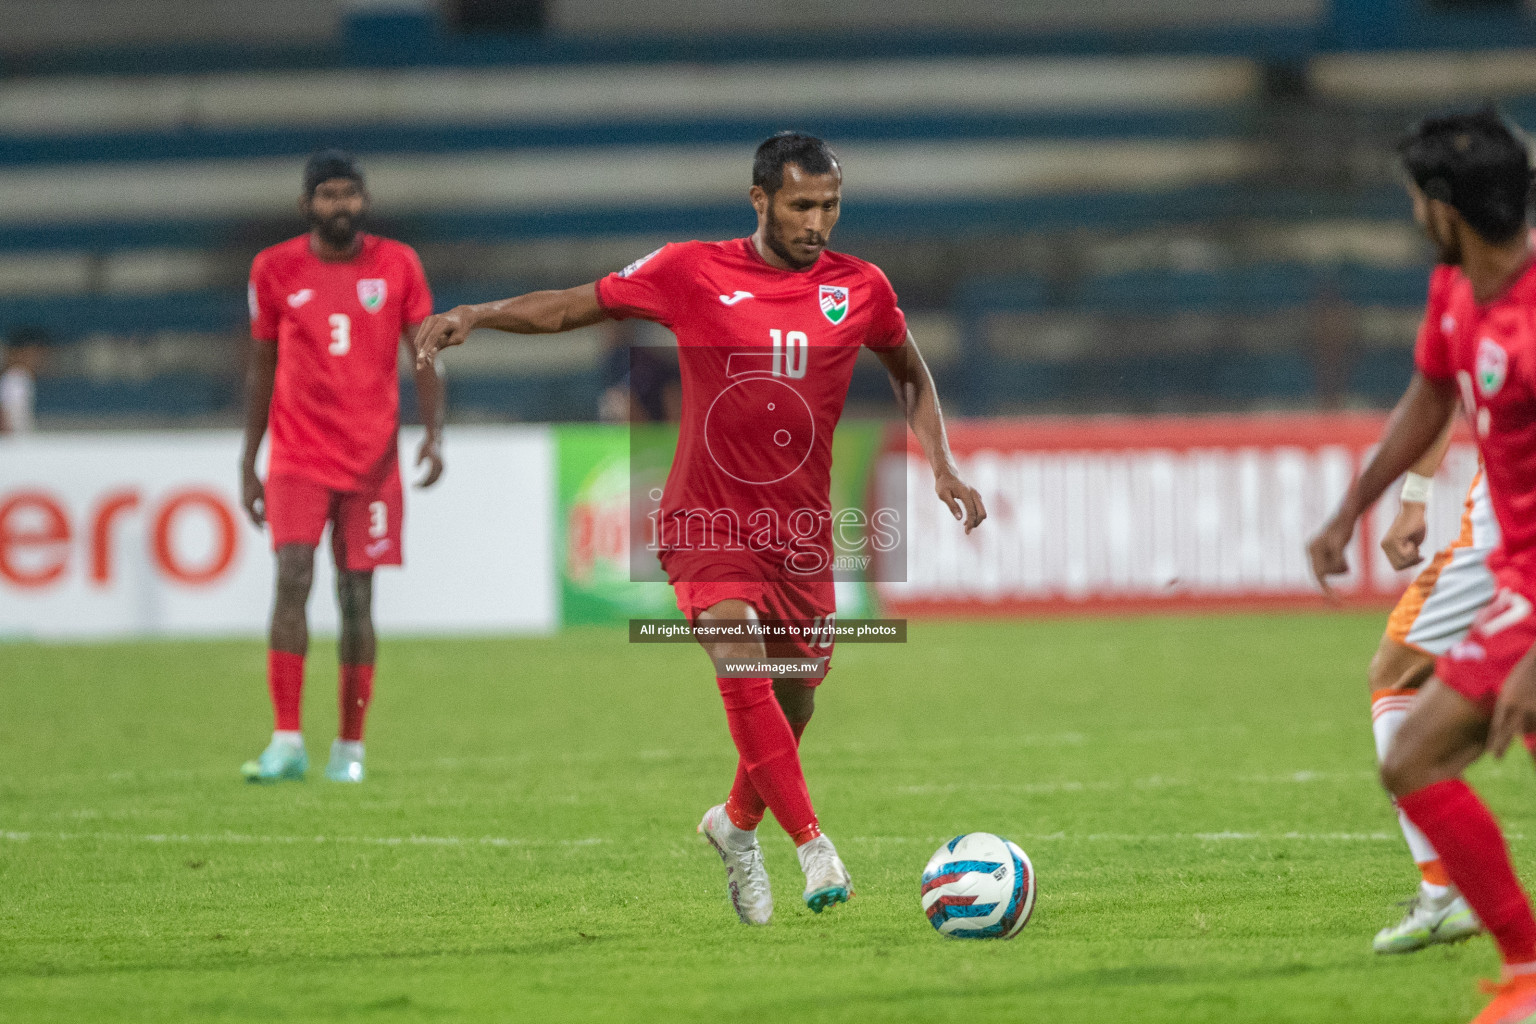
[[274, 547, 314, 606], [773, 678, 814, 721], [1368, 641, 1432, 694], [1367, 647, 1392, 692], [336, 571, 373, 620], [707, 640, 766, 666], [1379, 741, 1421, 798]]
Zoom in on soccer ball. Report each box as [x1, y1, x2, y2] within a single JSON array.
[[920, 832, 1036, 939]]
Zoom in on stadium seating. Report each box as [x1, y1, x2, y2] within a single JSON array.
[[8, 4, 1536, 422]]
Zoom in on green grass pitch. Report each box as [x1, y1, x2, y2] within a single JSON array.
[[4, 614, 1535, 1022]]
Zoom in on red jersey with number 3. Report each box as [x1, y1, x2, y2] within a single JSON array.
[[1415, 259, 1536, 579], [249, 233, 432, 491], [594, 238, 906, 578]]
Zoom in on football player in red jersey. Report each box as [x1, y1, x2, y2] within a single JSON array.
[[1309, 109, 1536, 1024], [413, 132, 985, 924], [239, 150, 445, 785]]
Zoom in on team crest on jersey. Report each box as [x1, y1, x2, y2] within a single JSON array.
[[819, 285, 850, 325], [1477, 337, 1508, 397], [357, 278, 387, 313]]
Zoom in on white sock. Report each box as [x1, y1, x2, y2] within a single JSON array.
[[272, 730, 303, 748], [1420, 879, 1453, 901], [1371, 690, 1444, 867], [332, 739, 364, 760]]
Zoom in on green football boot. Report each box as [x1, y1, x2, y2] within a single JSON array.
[[324, 739, 365, 783], [241, 736, 308, 783]]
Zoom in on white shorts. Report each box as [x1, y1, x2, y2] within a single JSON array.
[[1386, 473, 1499, 657]]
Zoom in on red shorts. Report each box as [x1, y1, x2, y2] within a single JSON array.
[[665, 554, 837, 678], [1436, 575, 1536, 714], [265, 467, 403, 572]]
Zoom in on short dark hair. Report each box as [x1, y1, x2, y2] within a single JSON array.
[[303, 149, 365, 198], [752, 132, 840, 195], [1399, 107, 1532, 243]]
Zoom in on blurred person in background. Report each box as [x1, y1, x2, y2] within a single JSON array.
[[239, 150, 445, 785], [598, 320, 682, 423], [1308, 279, 1357, 411], [0, 325, 51, 434]]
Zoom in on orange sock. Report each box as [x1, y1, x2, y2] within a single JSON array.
[[1419, 859, 1451, 888]]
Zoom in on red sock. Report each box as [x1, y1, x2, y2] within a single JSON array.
[[725, 718, 809, 831], [339, 663, 374, 742], [717, 677, 819, 845], [267, 650, 304, 732], [1399, 779, 1536, 965]]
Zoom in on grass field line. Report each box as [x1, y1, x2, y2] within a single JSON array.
[[895, 768, 1378, 795], [0, 726, 1367, 791], [0, 829, 606, 848], [845, 831, 1455, 843], [2, 827, 1494, 849]]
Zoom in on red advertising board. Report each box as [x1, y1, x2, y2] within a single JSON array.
[[875, 413, 1480, 617]]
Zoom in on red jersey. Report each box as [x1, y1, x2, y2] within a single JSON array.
[[249, 233, 432, 491], [1415, 259, 1536, 579], [595, 238, 907, 579]]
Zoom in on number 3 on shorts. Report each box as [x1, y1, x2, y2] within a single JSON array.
[[368, 500, 388, 539], [1481, 588, 1533, 637]]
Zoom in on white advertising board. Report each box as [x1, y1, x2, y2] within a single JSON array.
[[0, 426, 555, 640]]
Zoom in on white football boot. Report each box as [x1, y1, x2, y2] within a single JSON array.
[[698, 804, 773, 926], [797, 833, 853, 913], [1373, 887, 1482, 954]]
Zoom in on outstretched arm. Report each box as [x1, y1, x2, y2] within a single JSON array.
[[1307, 371, 1459, 593], [874, 333, 987, 534], [413, 283, 609, 367], [405, 324, 446, 488], [238, 339, 277, 527]]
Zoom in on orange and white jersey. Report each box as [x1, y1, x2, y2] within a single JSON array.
[[1385, 471, 1499, 657]]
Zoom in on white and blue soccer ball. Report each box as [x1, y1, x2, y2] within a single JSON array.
[[921, 832, 1036, 939]]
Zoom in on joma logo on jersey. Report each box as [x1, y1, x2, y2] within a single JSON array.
[[1477, 338, 1508, 397], [819, 285, 850, 325], [357, 279, 387, 313]]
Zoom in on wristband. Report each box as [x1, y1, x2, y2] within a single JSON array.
[[1400, 472, 1433, 504]]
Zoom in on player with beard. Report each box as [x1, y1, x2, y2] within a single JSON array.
[[239, 150, 444, 784], [412, 132, 986, 924], [1310, 109, 1536, 1023]]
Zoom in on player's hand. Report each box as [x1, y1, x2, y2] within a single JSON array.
[[1381, 501, 1429, 571], [415, 434, 444, 488], [413, 307, 476, 369], [240, 463, 265, 527], [1488, 648, 1536, 758], [1306, 515, 1354, 599], [935, 469, 987, 534]]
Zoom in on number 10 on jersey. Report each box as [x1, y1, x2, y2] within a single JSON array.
[[770, 329, 807, 379]]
